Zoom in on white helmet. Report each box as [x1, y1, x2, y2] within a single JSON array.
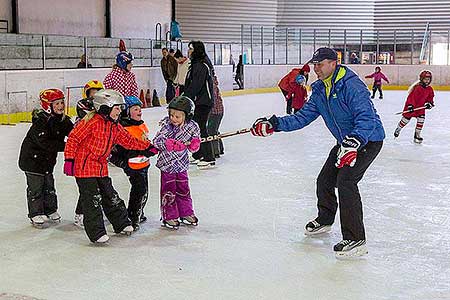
[[92, 89, 125, 112]]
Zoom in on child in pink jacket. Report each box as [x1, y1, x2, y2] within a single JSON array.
[[365, 66, 389, 100]]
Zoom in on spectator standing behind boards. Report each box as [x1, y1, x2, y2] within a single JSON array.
[[235, 55, 244, 89], [161, 48, 178, 103], [77, 54, 92, 68], [173, 50, 190, 95], [349, 52, 360, 64], [104, 51, 139, 97]]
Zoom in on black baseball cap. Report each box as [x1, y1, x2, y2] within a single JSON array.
[[308, 47, 338, 64]]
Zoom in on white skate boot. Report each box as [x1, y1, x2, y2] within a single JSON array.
[[47, 212, 61, 222], [30, 215, 46, 228], [120, 225, 134, 236], [95, 235, 110, 244], [74, 214, 84, 228]]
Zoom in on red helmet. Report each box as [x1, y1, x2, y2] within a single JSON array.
[[39, 88, 65, 113], [419, 70, 432, 84]]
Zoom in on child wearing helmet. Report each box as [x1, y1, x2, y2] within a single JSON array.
[[18, 89, 74, 228], [278, 64, 310, 114], [103, 51, 138, 97], [73, 80, 104, 228], [109, 95, 158, 230], [64, 89, 154, 243], [153, 95, 201, 230], [365, 66, 389, 100], [394, 70, 434, 144]]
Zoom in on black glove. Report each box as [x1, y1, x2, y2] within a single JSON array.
[[424, 102, 434, 110], [144, 144, 159, 157], [407, 104, 414, 113]]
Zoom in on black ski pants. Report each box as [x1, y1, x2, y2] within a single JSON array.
[[316, 141, 383, 240], [76, 177, 130, 242], [124, 167, 149, 225], [25, 172, 57, 218]]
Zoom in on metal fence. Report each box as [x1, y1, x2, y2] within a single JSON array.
[[239, 25, 450, 66]]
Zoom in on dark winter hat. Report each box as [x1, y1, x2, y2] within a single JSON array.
[[309, 47, 338, 64]]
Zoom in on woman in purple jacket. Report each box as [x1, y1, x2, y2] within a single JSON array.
[[153, 96, 201, 230]]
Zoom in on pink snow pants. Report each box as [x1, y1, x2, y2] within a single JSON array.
[[160, 171, 194, 220]]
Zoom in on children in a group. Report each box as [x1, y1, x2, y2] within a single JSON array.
[[110, 96, 158, 231], [278, 64, 310, 114], [153, 96, 201, 230], [73, 80, 104, 227], [63, 89, 153, 243], [365, 66, 390, 99], [18, 89, 74, 228], [394, 70, 435, 144]]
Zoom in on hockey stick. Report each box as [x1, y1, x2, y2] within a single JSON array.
[[395, 106, 426, 115], [200, 128, 251, 143]]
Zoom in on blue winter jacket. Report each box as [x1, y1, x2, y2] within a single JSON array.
[[275, 65, 385, 147]]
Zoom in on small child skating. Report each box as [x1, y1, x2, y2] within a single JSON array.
[[365, 66, 389, 99], [289, 75, 308, 114], [73, 80, 104, 228], [64, 89, 152, 243], [153, 96, 201, 230], [394, 70, 434, 144], [18, 89, 74, 228], [278, 64, 310, 114], [110, 96, 158, 230]]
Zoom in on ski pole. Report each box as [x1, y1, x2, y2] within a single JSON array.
[[395, 106, 426, 115], [200, 128, 251, 143]]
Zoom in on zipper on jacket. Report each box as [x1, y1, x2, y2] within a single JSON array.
[[321, 71, 344, 142], [99, 120, 113, 177]]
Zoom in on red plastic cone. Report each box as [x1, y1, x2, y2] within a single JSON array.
[[139, 89, 146, 108], [119, 39, 127, 52]]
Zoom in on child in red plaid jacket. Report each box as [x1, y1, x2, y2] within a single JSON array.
[[64, 89, 153, 243]]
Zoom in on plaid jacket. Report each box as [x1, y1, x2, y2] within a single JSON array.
[[64, 114, 150, 178], [211, 76, 224, 115], [104, 67, 139, 97], [153, 117, 200, 174]]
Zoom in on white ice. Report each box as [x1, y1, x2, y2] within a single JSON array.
[[0, 90, 449, 300]]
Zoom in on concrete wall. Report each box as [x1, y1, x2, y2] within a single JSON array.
[[19, 0, 106, 37], [243, 64, 450, 89], [0, 0, 12, 33], [111, 0, 171, 39], [0, 65, 233, 114]]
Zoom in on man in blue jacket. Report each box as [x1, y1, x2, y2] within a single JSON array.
[[251, 48, 385, 258]]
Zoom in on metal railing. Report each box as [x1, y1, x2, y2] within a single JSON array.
[[0, 20, 8, 33], [239, 25, 450, 65], [0, 32, 240, 71]]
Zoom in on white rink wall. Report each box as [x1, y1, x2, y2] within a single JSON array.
[[0, 65, 233, 114], [243, 64, 450, 89]]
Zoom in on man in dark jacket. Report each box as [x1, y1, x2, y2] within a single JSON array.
[[251, 48, 385, 258], [184, 40, 216, 169], [19, 89, 73, 227], [161, 48, 178, 103]]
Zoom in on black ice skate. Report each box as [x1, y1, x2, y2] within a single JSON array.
[[394, 128, 401, 138], [161, 219, 180, 230], [180, 215, 198, 226], [414, 133, 423, 144], [304, 220, 332, 236], [334, 240, 368, 258]]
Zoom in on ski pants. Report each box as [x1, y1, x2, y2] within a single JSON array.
[[372, 84, 383, 98], [124, 167, 149, 225], [76, 177, 130, 242], [25, 172, 57, 218], [315, 141, 383, 240], [207, 113, 224, 156], [160, 171, 194, 221]]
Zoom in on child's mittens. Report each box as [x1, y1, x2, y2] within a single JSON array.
[[63, 159, 75, 176], [165, 138, 187, 152], [188, 137, 201, 152]]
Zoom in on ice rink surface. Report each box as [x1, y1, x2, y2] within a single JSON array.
[[0, 90, 449, 300]]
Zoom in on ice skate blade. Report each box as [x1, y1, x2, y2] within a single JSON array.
[[197, 162, 216, 170], [304, 225, 332, 236], [180, 219, 198, 226], [161, 223, 179, 230], [335, 245, 368, 259]]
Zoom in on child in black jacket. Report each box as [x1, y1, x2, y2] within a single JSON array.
[[18, 89, 73, 228]]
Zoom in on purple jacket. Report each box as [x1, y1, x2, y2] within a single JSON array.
[[365, 71, 389, 86], [153, 117, 200, 173]]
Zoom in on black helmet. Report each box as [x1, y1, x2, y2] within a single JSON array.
[[168, 95, 195, 121], [76, 98, 95, 119]]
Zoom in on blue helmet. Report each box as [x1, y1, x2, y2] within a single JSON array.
[[116, 51, 133, 70], [295, 74, 306, 85], [124, 95, 142, 109]]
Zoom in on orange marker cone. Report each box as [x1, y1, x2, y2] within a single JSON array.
[[139, 89, 146, 108]]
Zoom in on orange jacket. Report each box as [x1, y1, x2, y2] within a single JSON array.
[[64, 114, 150, 178]]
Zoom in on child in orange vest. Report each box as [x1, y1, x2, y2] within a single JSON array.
[[110, 96, 157, 230]]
